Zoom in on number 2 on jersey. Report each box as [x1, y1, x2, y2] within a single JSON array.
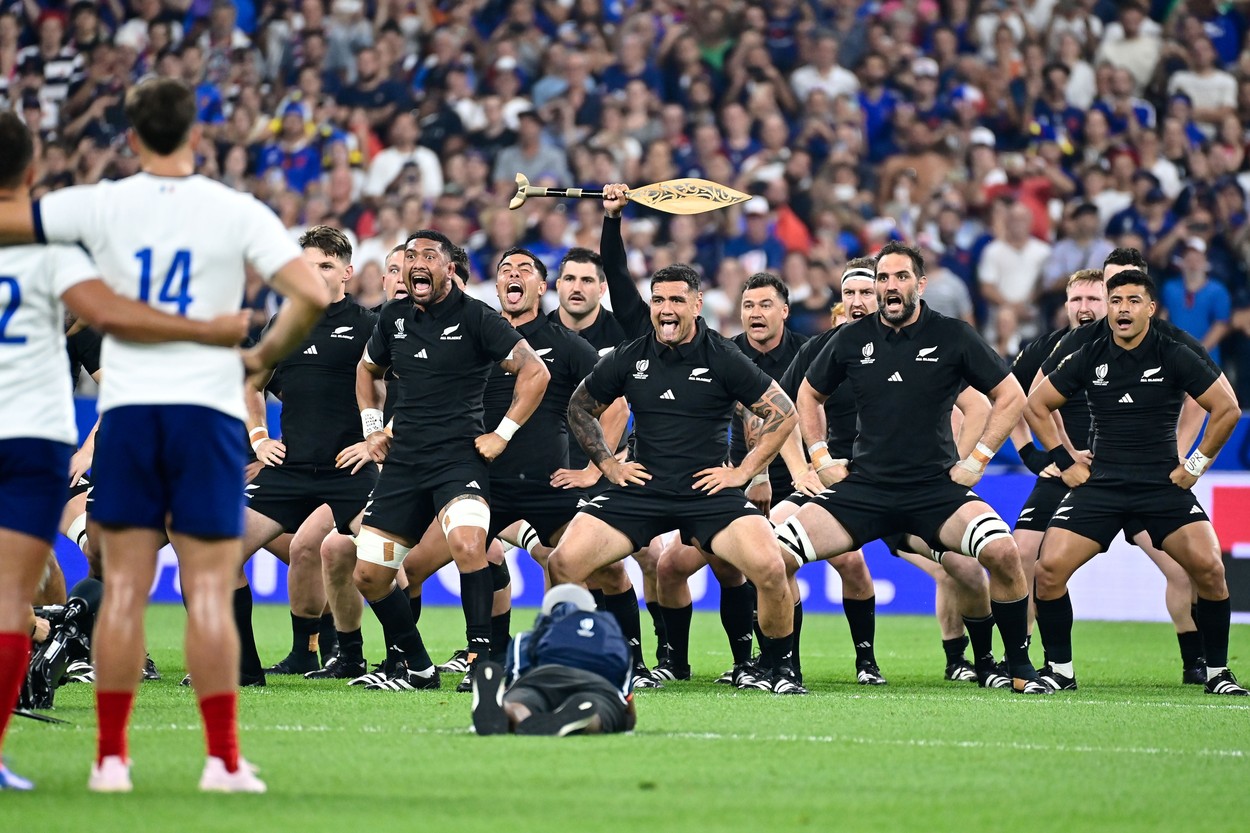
[[135, 248, 193, 315], [0, 276, 26, 345]]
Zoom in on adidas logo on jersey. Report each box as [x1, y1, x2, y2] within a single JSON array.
[[304, 345, 318, 355], [660, 389, 676, 400], [887, 372, 903, 382], [415, 349, 428, 359], [465, 481, 480, 489], [1119, 393, 1134, 404], [598, 347, 614, 357], [440, 324, 462, 341], [1189, 505, 1203, 514], [331, 326, 355, 340]]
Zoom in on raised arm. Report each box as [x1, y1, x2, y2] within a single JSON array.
[[600, 183, 650, 338]]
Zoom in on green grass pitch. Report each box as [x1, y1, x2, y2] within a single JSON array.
[[3, 604, 1249, 832]]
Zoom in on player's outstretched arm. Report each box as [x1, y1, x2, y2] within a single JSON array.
[[242, 256, 330, 372], [600, 183, 650, 338], [62, 279, 249, 345]]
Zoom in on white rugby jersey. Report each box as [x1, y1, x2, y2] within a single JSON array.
[[0, 244, 97, 443], [36, 174, 300, 421]]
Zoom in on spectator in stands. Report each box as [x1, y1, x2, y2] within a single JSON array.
[[1096, 2, 1160, 93], [362, 110, 440, 203], [1161, 237, 1232, 365], [1167, 37, 1237, 134], [725, 196, 785, 275], [492, 108, 571, 191], [1042, 201, 1114, 320], [790, 29, 858, 105], [978, 200, 1051, 356], [257, 103, 322, 194]]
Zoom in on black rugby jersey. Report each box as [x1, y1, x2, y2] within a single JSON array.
[[780, 324, 857, 459], [1047, 325, 1219, 478], [65, 325, 101, 391], [582, 321, 772, 493], [805, 302, 1008, 484], [1012, 327, 1092, 450], [263, 296, 377, 466], [730, 328, 808, 488], [483, 314, 598, 481], [365, 283, 522, 466]]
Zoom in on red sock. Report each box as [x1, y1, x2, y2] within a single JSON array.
[[0, 632, 32, 750], [95, 690, 136, 764], [198, 693, 239, 772]]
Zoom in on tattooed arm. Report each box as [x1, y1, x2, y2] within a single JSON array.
[[477, 339, 551, 461], [694, 382, 797, 494], [568, 381, 650, 486]]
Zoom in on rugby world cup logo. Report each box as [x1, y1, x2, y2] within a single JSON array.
[[860, 342, 875, 364], [1093, 363, 1108, 386], [633, 359, 650, 379]]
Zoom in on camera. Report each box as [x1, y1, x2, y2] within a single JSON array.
[[20, 597, 92, 710]]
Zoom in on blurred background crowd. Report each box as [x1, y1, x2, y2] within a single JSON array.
[[7, 0, 1250, 402]]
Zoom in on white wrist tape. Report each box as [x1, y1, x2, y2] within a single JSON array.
[[249, 426, 268, 453], [1184, 449, 1211, 477], [749, 473, 769, 488], [361, 408, 384, 437], [495, 417, 521, 441], [251, 436, 268, 453], [957, 457, 986, 474]]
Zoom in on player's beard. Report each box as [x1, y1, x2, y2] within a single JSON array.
[[879, 287, 918, 325]]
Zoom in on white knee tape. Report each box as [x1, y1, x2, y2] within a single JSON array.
[[353, 529, 411, 567], [440, 498, 491, 535], [959, 513, 1012, 560], [775, 517, 816, 567], [516, 520, 542, 552], [66, 512, 89, 549]]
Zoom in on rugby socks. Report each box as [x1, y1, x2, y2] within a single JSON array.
[[490, 611, 511, 660], [644, 600, 668, 663], [589, 588, 607, 611], [943, 634, 970, 665], [318, 613, 338, 665], [963, 614, 997, 668], [1032, 593, 1073, 666], [1194, 596, 1232, 669], [603, 589, 645, 666], [290, 613, 320, 663], [408, 593, 423, 625], [792, 600, 804, 675], [460, 567, 494, 660], [1177, 630, 1204, 669], [658, 603, 693, 668], [197, 692, 240, 773], [843, 596, 877, 665], [337, 628, 365, 663], [758, 631, 795, 672], [368, 585, 433, 669], [719, 582, 755, 664], [232, 586, 263, 679], [0, 633, 30, 749], [95, 690, 135, 764]]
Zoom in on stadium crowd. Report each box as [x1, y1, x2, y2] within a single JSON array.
[[5, 0, 1250, 401]]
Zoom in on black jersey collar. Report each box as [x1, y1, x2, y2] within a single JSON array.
[[1108, 320, 1159, 359], [326, 295, 356, 317], [650, 318, 707, 361], [417, 281, 464, 321], [736, 327, 792, 360], [515, 314, 548, 340], [873, 300, 933, 340]]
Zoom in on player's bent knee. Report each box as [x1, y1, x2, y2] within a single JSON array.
[[441, 498, 490, 536], [960, 513, 1013, 562], [775, 516, 817, 569], [353, 529, 411, 569]]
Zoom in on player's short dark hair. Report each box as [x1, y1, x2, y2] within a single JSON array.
[[497, 246, 548, 280], [1104, 247, 1148, 273], [124, 76, 197, 156], [0, 111, 34, 189], [299, 225, 352, 263], [650, 263, 701, 292], [406, 229, 454, 260], [1066, 268, 1103, 290], [875, 240, 925, 277], [558, 247, 605, 281], [449, 243, 470, 282], [743, 272, 788, 304], [1105, 269, 1156, 301]]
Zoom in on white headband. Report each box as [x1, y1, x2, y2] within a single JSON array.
[[841, 268, 876, 285]]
